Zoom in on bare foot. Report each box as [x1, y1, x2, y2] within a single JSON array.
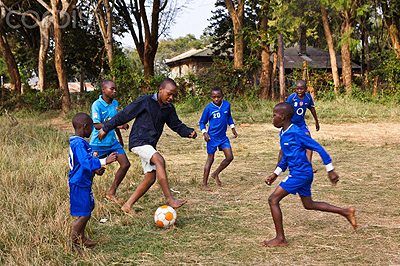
[[211, 172, 222, 186], [167, 198, 187, 208], [345, 207, 357, 229], [106, 194, 124, 204], [313, 169, 318, 173], [81, 237, 97, 248], [262, 238, 288, 247], [71, 241, 83, 255], [121, 205, 138, 216], [201, 185, 212, 191]]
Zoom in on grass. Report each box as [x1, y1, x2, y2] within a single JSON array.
[[0, 98, 399, 265]]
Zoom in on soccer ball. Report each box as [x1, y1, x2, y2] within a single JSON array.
[[154, 205, 177, 228]]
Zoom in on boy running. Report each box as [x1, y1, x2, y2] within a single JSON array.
[[68, 113, 117, 252], [264, 103, 356, 247], [98, 78, 197, 214], [199, 87, 237, 191], [90, 80, 130, 204]]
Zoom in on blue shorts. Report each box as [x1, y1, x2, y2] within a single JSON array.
[[91, 141, 125, 159], [207, 135, 231, 154], [298, 123, 310, 135], [69, 184, 94, 216], [280, 174, 313, 197]]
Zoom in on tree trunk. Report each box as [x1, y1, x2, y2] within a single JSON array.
[[80, 66, 85, 93], [364, 25, 371, 86], [38, 18, 51, 92], [225, 0, 244, 69], [381, 1, 400, 58], [341, 15, 352, 94], [52, 1, 71, 111], [271, 48, 278, 99], [95, 0, 114, 76], [143, 40, 157, 77], [278, 34, 285, 102], [320, 4, 340, 94], [259, 2, 271, 99]]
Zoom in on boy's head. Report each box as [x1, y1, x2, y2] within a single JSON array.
[[72, 112, 93, 138], [273, 102, 294, 128], [295, 80, 306, 98], [158, 78, 177, 105], [210, 87, 223, 106], [101, 80, 116, 99]]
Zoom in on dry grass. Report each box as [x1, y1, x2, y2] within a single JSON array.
[[0, 101, 399, 265]]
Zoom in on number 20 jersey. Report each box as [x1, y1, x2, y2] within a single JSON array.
[[199, 100, 234, 137]]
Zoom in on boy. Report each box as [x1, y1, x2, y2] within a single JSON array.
[[90, 80, 130, 204], [68, 113, 117, 252], [199, 87, 237, 191], [264, 103, 356, 247], [285, 80, 319, 163], [98, 78, 197, 214]]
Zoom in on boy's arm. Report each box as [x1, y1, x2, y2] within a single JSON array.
[[75, 145, 102, 171], [115, 128, 124, 147], [227, 105, 237, 138], [167, 105, 195, 138], [310, 108, 320, 131], [266, 154, 288, 185], [298, 132, 333, 171], [199, 107, 210, 141]]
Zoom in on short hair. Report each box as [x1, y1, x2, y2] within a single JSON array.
[[274, 102, 295, 120], [72, 112, 92, 130], [296, 80, 306, 87], [210, 87, 223, 95], [101, 80, 115, 90], [159, 78, 176, 89]]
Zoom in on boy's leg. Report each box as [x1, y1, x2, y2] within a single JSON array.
[[300, 196, 357, 229], [211, 147, 234, 186], [151, 152, 187, 208], [121, 170, 157, 214], [202, 153, 215, 191], [71, 215, 92, 250], [106, 153, 130, 203], [263, 186, 290, 247]]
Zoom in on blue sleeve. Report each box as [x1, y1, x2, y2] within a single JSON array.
[[199, 106, 209, 131], [286, 94, 294, 103], [166, 105, 194, 137], [75, 144, 101, 171], [277, 154, 288, 172], [297, 132, 332, 165], [102, 97, 145, 133], [227, 104, 234, 126], [91, 102, 102, 124], [307, 94, 315, 110]]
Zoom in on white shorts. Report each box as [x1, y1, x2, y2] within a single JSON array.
[[131, 145, 157, 174]]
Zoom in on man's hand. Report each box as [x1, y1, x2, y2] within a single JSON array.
[[328, 170, 339, 184], [315, 121, 320, 131], [189, 130, 197, 139], [203, 132, 211, 142], [98, 128, 108, 141], [105, 152, 118, 164], [265, 173, 278, 186], [94, 167, 105, 176], [117, 124, 129, 130], [232, 128, 238, 138]]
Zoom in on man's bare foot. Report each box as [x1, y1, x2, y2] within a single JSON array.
[[201, 185, 212, 191], [106, 194, 124, 204], [167, 198, 187, 208], [71, 241, 83, 255], [81, 237, 97, 248], [345, 207, 357, 229], [211, 172, 222, 186], [262, 238, 288, 247], [121, 205, 138, 216]]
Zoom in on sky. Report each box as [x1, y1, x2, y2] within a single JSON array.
[[118, 0, 217, 48]]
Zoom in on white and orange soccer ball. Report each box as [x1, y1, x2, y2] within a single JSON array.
[[154, 205, 177, 228]]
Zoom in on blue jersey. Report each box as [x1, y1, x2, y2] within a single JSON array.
[[69, 136, 101, 187], [90, 96, 119, 146], [286, 93, 315, 127], [277, 124, 331, 177], [199, 100, 234, 137]]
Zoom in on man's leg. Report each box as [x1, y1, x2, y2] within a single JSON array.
[[202, 153, 215, 191], [121, 171, 156, 214], [106, 153, 130, 203], [300, 196, 357, 229], [263, 186, 290, 247], [211, 147, 233, 186], [151, 152, 187, 208]]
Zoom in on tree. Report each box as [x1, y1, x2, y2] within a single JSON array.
[[320, 3, 340, 94], [224, 0, 244, 69], [259, 0, 271, 99], [278, 33, 285, 101], [0, 1, 21, 94], [115, 0, 184, 78], [380, 0, 400, 59]]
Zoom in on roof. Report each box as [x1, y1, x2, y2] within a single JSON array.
[[280, 46, 361, 69], [165, 48, 214, 64]]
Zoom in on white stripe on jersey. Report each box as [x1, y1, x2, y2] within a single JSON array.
[[69, 147, 74, 171]]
